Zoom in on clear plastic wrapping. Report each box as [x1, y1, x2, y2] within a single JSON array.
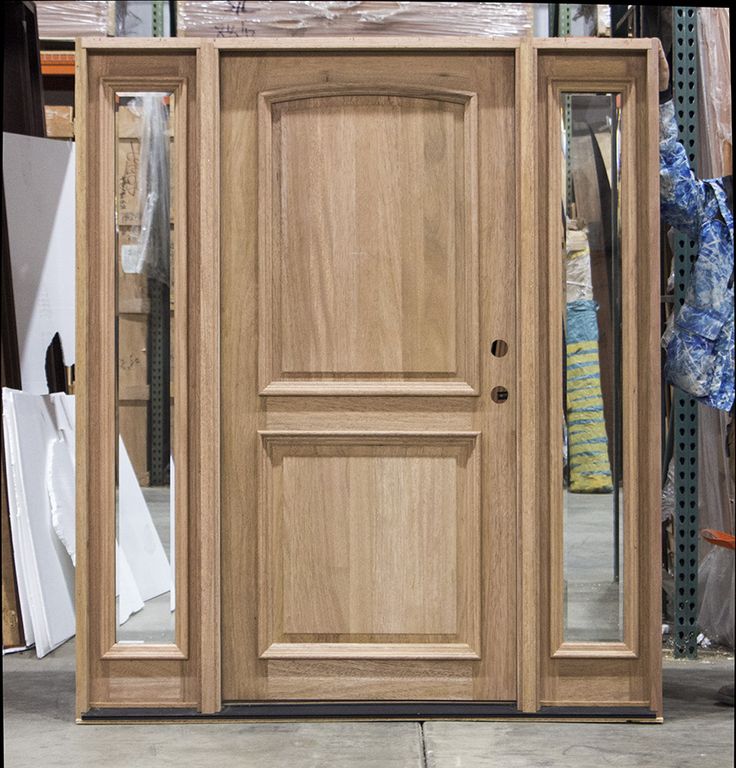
[[697, 7, 732, 178], [697, 405, 735, 649], [694, 10, 734, 649], [44, 106, 74, 139], [661, 456, 675, 523], [35, 1, 110, 39], [565, 225, 594, 303], [698, 546, 735, 649], [127, 94, 171, 285], [177, 1, 532, 38], [596, 5, 611, 37]]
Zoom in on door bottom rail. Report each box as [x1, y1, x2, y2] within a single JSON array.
[[81, 701, 660, 723]]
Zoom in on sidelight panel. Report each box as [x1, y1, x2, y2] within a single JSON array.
[[560, 93, 624, 644], [114, 91, 176, 645], [101, 77, 189, 658]]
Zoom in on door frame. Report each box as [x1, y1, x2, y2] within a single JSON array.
[[75, 36, 661, 721]]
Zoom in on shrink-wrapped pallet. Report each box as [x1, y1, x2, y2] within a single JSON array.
[[177, 1, 532, 38], [35, 0, 111, 38], [697, 7, 731, 178]]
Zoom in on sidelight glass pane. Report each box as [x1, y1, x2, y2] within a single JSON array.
[[115, 92, 175, 644], [561, 93, 624, 643]]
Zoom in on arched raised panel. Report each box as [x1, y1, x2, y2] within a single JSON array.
[[257, 86, 479, 396]]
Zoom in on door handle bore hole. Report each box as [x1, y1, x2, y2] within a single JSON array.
[[491, 339, 509, 358], [491, 386, 509, 403]]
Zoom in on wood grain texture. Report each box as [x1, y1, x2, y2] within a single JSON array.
[[195, 39, 222, 715], [171, 81, 190, 658], [98, 75, 190, 658], [102, 643, 187, 660], [221, 51, 517, 703], [77, 40, 660, 716], [77, 36, 532, 54], [215, 37, 523, 51], [536, 51, 661, 710], [81, 38, 203, 50], [75, 41, 90, 719], [515, 37, 539, 713], [265, 397, 475, 431], [533, 38, 653, 51], [546, 79, 640, 660], [220, 50, 264, 703], [474, 51, 518, 703], [265, 659, 475, 700], [262, 643, 480, 660], [643, 40, 663, 719], [551, 643, 637, 659], [258, 432, 479, 657], [258, 85, 478, 395], [277, 93, 462, 375], [78, 50, 201, 714]]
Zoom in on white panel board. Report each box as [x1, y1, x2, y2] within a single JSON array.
[[2, 389, 75, 657], [2, 133, 75, 394], [118, 437, 171, 604], [2, 389, 173, 652], [47, 396, 76, 563]]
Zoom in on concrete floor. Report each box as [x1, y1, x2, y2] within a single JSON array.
[[3, 640, 733, 768], [116, 486, 175, 644], [564, 490, 624, 642]]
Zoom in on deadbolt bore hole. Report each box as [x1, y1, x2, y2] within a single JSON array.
[[491, 386, 509, 403], [491, 339, 509, 357]]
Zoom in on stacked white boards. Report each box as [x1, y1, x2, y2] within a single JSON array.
[[3, 390, 173, 656]]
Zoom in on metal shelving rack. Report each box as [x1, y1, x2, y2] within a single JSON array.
[[614, 4, 702, 659], [671, 6, 700, 659], [147, 0, 171, 486]]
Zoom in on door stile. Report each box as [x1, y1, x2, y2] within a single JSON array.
[[196, 40, 222, 714], [515, 36, 541, 714]]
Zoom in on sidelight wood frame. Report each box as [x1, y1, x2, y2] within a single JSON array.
[[76, 41, 222, 717], [100, 76, 190, 662], [535, 46, 661, 712], [76, 37, 661, 720], [546, 78, 640, 661]]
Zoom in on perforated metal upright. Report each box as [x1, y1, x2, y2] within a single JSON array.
[[558, 5, 574, 207], [672, 6, 700, 659], [147, 0, 170, 486], [152, 0, 165, 37]]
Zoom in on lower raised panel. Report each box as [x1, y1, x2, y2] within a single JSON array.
[[258, 432, 481, 660]]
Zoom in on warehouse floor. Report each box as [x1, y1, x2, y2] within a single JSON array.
[[3, 641, 733, 768]]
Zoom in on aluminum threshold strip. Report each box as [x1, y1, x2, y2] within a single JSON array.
[[82, 702, 659, 722]]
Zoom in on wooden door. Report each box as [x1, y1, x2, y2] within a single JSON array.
[[220, 51, 517, 702]]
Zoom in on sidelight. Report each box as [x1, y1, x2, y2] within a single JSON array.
[[560, 92, 625, 644], [114, 91, 178, 645]]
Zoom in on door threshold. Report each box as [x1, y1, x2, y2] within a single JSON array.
[[81, 701, 660, 723]]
